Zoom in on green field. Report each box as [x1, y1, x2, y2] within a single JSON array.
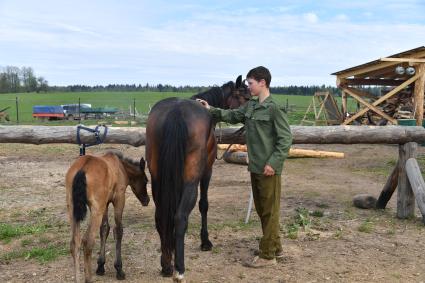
[[0, 91, 357, 125]]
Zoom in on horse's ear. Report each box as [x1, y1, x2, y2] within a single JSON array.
[[140, 157, 146, 170], [235, 75, 242, 88]]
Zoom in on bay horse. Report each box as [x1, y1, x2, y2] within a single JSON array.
[[145, 75, 250, 282], [66, 150, 149, 283]]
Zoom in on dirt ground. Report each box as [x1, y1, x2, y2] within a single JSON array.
[[1, 142, 425, 283]]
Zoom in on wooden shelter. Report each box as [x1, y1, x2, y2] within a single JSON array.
[[332, 46, 425, 126]]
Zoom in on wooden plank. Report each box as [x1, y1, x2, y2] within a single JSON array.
[[343, 73, 421, 125], [406, 158, 425, 223], [343, 88, 397, 124], [341, 91, 347, 119], [414, 64, 425, 126], [376, 161, 399, 209], [381, 57, 425, 63], [344, 78, 407, 86], [397, 142, 417, 218]]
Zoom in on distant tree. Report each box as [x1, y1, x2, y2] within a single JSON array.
[[36, 77, 48, 93]]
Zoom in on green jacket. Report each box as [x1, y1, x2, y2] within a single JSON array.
[[210, 95, 292, 175]]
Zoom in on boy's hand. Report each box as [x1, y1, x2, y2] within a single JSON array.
[[263, 164, 275, 176], [196, 99, 210, 109]]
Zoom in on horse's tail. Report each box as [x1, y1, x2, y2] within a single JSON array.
[[157, 106, 188, 249], [72, 170, 88, 222]]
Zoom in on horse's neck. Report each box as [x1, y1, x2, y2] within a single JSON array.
[[192, 87, 225, 108]]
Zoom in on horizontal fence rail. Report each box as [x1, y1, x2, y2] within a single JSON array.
[[1, 125, 425, 146]]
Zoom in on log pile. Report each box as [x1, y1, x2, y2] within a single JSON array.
[[358, 89, 415, 125]]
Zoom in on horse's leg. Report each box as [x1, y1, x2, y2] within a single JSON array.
[[174, 183, 198, 282], [70, 220, 81, 283], [155, 210, 173, 277], [113, 198, 126, 280], [82, 209, 103, 283], [199, 170, 213, 251], [96, 207, 110, 276]]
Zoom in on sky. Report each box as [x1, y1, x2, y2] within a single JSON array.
[[1, 0, 425, 87]]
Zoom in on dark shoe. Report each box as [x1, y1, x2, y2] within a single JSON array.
[[245, 256, 276, 268]]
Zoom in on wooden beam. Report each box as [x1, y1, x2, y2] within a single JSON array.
[[344, 78, 407, 86], [406, 158, 425, 223], [414, 64, 425, 126], [343, 73, 421, 125], [381, 57, 425, 63], [343, 88, 397, 124], [397, 142, 417, 218], [341, 90, 347, 119], [376, 161, 399, 209], [3, 125, 425, 145]]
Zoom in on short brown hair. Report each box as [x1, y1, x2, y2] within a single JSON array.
[[246, 66, 271, 88]]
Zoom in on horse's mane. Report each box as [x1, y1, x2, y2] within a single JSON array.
[[191, 81, 234, 107], [106, 150, 141, 170]]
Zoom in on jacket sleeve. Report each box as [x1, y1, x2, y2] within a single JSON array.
[[267, 104, 293, 170], [209, 103, 247, 124]]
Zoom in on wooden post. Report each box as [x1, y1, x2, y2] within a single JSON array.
[[397, 142, 417, 218], [376, 161, 399, 209], [414, 64, 425, 126], [406, 158, 425, 223], [341, 90, 347, 122]]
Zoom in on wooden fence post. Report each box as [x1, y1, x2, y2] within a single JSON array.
[[397, 142, 417, 218], [406, 158, 425, 223], [376, 160, 399, 209]]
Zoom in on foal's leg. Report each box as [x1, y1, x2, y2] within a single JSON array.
[[96, 207, 110, 276], [199, 170, 213, 251], [82, 209, 104, 283], [70, 221, 82, 283], [174, 183, 198, 282], [113, 198, 126, 280]]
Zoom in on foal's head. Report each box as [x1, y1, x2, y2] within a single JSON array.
[[222, 75, 251, 109], [114, 152, 150, 206]]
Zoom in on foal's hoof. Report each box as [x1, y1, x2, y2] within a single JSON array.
[[161, 267, 173, 277], [96, 265, 105, 276], [200, 240, 213, 251], [141, 195, 150, 206], [116, 270, 126, 280]]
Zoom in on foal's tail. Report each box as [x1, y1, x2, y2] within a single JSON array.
[[72, 170, 88, 222], [157, 107, 188, 249]]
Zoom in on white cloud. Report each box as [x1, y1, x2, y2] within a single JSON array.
[[303, 12, 318, 24]]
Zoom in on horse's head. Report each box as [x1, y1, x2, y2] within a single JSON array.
[[222, 75, 251, 109], [129, 157, 150, 206]]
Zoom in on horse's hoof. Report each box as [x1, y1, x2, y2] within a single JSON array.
[[116, 270, 126, 280], [96, 265, 105, 276], [161, 267, 173, 277], [173, 272, 186, 283], [200, 240, 213, 251]]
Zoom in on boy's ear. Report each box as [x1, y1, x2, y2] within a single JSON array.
[[235, 75, 242, 88]]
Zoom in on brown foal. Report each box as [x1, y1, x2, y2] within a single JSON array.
[[65, 151, 149, 283]]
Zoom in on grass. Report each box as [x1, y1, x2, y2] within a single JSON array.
[[358, 219, 374, 233], [0, 91, 360, 125], [0, 223, 49, 243], [2, 244, 68, 263]]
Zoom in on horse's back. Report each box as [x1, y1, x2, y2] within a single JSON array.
[[66, 154, 117, 199]]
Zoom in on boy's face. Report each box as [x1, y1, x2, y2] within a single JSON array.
[[247, 77, 266, 96]]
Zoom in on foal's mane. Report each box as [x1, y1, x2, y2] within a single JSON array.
[[106, 150, 141, 171]]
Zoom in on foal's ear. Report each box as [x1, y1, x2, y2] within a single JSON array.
[[140, 157, 146, 170], [235, 75, 242, 88]]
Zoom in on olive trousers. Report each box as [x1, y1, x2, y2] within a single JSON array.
[[250, 173, 282, 259]]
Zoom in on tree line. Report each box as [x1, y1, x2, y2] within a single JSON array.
[[0, 66, 48, 93], [1, 65, 384, 97]]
